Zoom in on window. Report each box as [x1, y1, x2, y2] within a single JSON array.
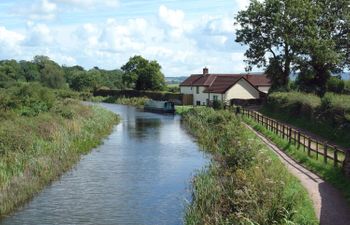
[[213, 95, 218, 101], [196, 86, 199, 94], [196, 101, 201, 106]]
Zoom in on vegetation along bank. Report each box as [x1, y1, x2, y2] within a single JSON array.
[[262, 91, 350, 148], [0, 83, 119, 217], [182, 108, 317, 225]]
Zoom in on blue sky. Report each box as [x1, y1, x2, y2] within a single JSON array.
[[0, 0, 251, 76]]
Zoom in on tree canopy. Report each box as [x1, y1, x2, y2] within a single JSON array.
[[121, 56, 166, 91], [235, 0, 350, 95]]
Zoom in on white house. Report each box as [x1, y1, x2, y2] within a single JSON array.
[[180, 68, 271, 106]]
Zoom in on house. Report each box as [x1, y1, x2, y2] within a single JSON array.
[[180, 68, 271, 106]]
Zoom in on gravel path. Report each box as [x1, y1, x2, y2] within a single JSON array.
[[245, 125, 350, 225]]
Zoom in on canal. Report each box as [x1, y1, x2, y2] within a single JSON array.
[[0, 103, 208, 225]]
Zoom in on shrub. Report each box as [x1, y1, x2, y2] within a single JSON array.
[[327, 76, 345, 93], [212, 99, 224, 110]]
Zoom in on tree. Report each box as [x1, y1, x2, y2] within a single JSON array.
[[235, 0, 309, 90], [121, 56, 165, 91], [70, 69, 103, 92], [33, 56, 66, 89], [19, 60, 40, 82], [295, 0, 349, 95]]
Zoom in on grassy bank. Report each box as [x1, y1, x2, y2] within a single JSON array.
[[243, 116, 350, 204], [264, 92, 350, 148], [102, 96, 149, 107], [183, 108, 317, 225], [0, 84, 119, 217]]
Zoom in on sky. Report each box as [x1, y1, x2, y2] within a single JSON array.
[[0, 0, 252, 77]]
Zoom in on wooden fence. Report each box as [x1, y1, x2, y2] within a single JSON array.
[[238, 107, 347, 168]]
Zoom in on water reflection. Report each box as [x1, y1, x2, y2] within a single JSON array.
[[0, 103, 208, 225], [127, 117, 162, 140]]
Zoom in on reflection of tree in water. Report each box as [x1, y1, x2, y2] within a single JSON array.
[[127, 117, 162, 140]]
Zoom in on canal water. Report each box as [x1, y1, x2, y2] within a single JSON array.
[[1, 103, 208, 225]]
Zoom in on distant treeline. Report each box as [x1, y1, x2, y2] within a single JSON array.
[[0, 55, 176, 93], [0, 55, 125, 92]]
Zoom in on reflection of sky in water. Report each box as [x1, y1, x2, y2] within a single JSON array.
[[1, 103, 208, 225]]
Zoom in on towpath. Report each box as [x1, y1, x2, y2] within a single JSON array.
[[245, 124, 350, 225]]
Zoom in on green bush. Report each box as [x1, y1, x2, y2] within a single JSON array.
[[327, 76, 345, 93], [211, 99, 224, 110]]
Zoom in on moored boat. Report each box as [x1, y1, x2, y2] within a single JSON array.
[[144, 100, 175, 114]]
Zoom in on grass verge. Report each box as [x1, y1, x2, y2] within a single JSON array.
[[0, 101, 119, 217], [103, 96, 149, 107], [260, 106, 350, 148], [183, 107, 318, 225], [243, 116, 350, 204]]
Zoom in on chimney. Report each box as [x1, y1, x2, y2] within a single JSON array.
[[203, 67, 209, 75]]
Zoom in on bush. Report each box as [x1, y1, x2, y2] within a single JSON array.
[[3, 83, 56, 116], [211, 99, 224, 110], [327, 76, 345, 93]]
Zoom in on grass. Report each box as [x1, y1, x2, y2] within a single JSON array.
[[183, 108, 318, 225], [103, 96, 149, 107], [264, 91, 350, 148], [0, 100, 119, 217], [260, 106, 350, 148], [345, 80, 350, 90], [176, 105, 193, 115], [243, 116, 350, 205]]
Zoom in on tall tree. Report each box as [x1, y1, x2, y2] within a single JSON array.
[[121, 56, 165, 91], [295, 0, 349, 95], [236, 0, 299, 89]]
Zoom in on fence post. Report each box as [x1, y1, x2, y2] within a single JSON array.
[[282, 124, 285, 139], [308, 138, 311, 156], [343, 150, 350, 178], [334, 148, 338, 167], [324, 143, 328, 164], [289, 127, 292, 143], [297, 132, 301, 149], [316, 142, 319, 160]]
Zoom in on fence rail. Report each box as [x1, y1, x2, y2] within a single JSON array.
[[237, 107, 347, 168]]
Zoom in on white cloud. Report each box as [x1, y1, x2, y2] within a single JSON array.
[[3, 4, 249, 75], [159, 5, 185, 29], [25, 23, 53, 46], [235, 0, 250, 10], [0, 27, 25, 57], [27, 0, 57, 20], [54, 0, 119, 8]]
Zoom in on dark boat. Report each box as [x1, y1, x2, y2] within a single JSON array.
[[144, 100, 175, 114]]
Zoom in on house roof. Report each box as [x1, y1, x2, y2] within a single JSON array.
[[203, 76, 242, 94], [244, 74, 271, 86], [180, 73, 271, 89]]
